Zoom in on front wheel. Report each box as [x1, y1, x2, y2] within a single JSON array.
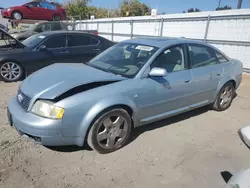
[[0, 62, 24, 82], [12, 11, 22, 20], [212, 82, 235, 111], [87, 109, 132, 154]]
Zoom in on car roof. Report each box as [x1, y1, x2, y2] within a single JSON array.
[[34, 30, 95, 36], [122, 37, 210, 48]]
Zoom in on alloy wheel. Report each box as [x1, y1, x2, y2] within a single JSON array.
[[96, 115, 129, 149], [13, 12, 22, 20], [0, 62, 22, 81], [219, 85, 233, 108]]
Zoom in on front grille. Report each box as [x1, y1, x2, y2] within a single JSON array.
[[17, 90, 31, 111]]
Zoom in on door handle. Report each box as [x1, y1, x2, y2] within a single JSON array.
[[216, 73, 221, 76], [184, 80, 191, 83], [61, 51, 69, 54], [93, 48, 101, 51]]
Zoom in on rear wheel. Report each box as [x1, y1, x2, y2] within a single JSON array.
[[0, 62, 24, 82], [53, 14, 61, 21], [87, 109, 132, 154], [212, 82, 235, 111], [12, 11, 22, 20]]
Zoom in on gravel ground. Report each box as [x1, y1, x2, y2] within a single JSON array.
[[0, 75, 250, 188]]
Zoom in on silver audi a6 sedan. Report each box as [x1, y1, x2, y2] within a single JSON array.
[[7, 37, 243, 153]]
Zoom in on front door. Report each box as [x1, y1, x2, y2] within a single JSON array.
[[66, 33, 102, 63], [136, 44, 193, 124], [24, 2, 42, 19], [26, 34, 68, 73]]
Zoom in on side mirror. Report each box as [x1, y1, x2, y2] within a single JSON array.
[[149, 67, 167, 77], [38, 45, 47, 51]]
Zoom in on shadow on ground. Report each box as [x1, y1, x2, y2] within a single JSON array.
[[47, 106, 210, 153]]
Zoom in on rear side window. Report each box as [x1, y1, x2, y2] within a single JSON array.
[[67, 34, 99, 47], [188, 44, 217, 68], [43, 35, 66, 49], [39, 2, 56, 10]]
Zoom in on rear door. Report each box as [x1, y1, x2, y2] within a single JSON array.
[[187, 43, 223, 106], [39, 2, 57, 20], [66, 33, 103, 63]]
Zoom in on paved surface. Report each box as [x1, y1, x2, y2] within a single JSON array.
[[0, 75, 250, 188]]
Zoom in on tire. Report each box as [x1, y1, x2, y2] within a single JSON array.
[[0, 61, 24, 82], [53, 14, 61, 21], [87, 108, 132, 154], [212, 82, 235, 111], [12, 11, 23, 20]]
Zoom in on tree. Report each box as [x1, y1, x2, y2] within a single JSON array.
[[87, 6, 120, 19], [187, 8, 201, 12], [65, 0, 90, 19], [216, 5, 232, 11], [119, 0, 151, 17]]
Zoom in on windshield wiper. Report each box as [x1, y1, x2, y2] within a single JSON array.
[[87, 64, 112, 74]]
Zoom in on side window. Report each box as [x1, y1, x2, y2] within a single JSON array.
[[28, 2, 39, 8], [215, 50, 229, 63], [39, 2, 56, 10], [43, 35, 66, 49], [36, 23, 52, 32], [67, 34, 93, 47], [188, 44, 217, 68], [151, 45, 186, 73], [51, 23, 62, 30]]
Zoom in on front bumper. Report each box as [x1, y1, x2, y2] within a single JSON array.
[[7, 97, 79, 146], [1, 10, 11, 18]]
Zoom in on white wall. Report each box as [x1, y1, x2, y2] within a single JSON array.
[[76, 9, 250, 70]]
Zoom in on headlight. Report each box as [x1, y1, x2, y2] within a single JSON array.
[[31, 100, 65, 119], [7, 8, 11, 11]]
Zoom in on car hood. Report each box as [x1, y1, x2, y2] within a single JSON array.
[[0, 28, 26, 48], [20, 63, 126, 100]]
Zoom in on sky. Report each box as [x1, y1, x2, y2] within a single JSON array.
[[1, 0, 250, 14]]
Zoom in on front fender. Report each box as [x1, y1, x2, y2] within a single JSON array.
[[77, 95, 138, 142]]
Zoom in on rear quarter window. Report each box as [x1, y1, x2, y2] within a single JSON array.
[[214, 50, 229, 63]]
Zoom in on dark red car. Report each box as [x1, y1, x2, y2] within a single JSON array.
[[1, 1, 66, 21]]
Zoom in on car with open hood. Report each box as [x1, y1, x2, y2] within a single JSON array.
[[0, 28, 114, 82], [7, 37, 243, 154], [8, 21, 70, 41]]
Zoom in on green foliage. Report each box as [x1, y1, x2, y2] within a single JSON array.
[[88, 6, 120, 19], [65, 0, 90, 19], [216, 6, 232, 11], [119, 0, 151, 17]]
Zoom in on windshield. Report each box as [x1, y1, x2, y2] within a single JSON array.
[[87, 43, 159, 78], [22, 34, 46, 48]]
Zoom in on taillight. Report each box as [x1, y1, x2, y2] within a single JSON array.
[[94, 31, 98, 36]]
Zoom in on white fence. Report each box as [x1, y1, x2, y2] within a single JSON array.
[[75, 9, 250, 71]]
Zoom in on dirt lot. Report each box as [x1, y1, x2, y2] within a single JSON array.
[[0, 75, 250, 188]]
